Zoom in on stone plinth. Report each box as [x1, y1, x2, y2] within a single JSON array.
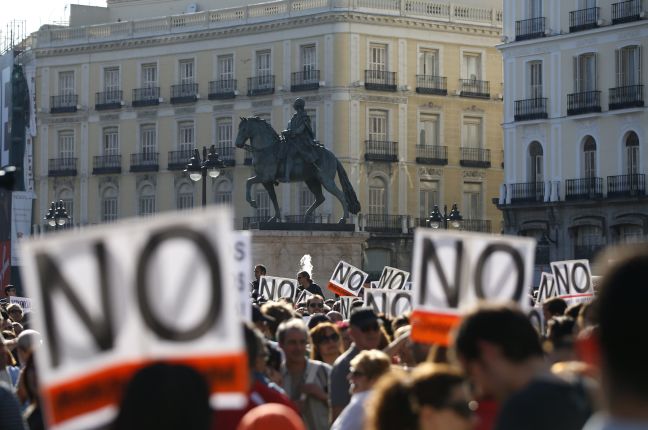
[[251, 230, 369, 298]]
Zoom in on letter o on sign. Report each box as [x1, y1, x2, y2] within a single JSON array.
[[136, 227, 223, 341], [474, 243, 525, 302]]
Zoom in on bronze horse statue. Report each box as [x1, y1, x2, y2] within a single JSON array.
[[234, 117, 361, 223]]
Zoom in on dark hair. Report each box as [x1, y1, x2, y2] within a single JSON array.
[[255, 264, 267, 274], [454, 305, 543, 363], [244, 322, 266, 371], [598, 249, 648, 400], [260, 302, 296, 338], [546, 316, 576, 349], [265, 341, 282, 372], [543, 297, 567, 317], [565, 303, 584, 320], [391, 315, 410, 333], [298, 271, 311, 280], [411, 364, 465, 408], [307, 314, 331, 330]]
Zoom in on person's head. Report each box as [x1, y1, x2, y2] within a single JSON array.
[[11, 322, 22, 337], [565, 303, 584, 320], [4, 285, 16, 297], [6, 304, 23, 323], [16, 329, 41, 367], [307, 313, 330, 331], [310, 322, 343, 363], [277, 319, 309, 365], [545, 316, 577, 363], [261, 301, 296, 339], [297, 271, 311, 288], [542, 297, 567, 320], [336, 321, 352, 350], [237, 403, 305, 430], [453, 305, 543, 400], [252, 305, 274, 337], [111, 363, 211, 430], [244, 322, 268, 374], [391, 315, 410, 333], [577, 301, 596, 332], [349, 307, 382, 351], [293, 98, 305, 111], [306, 294, 325, 314], [326, 310, 343, 323], [254, 264, 267, 281], [348, 349, 391, 394], [597, 248, 648, 412]]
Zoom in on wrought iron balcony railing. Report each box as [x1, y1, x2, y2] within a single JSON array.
[[92, 155, 122, 174], [609, 85, 644, 110], [514, 98, 548, 121], [50, 94, 78, 113], [607, 174, 646, 197], [459, 79, 490, 98], [462, 219, 492, 233], [95, 90, 122, 110], [208, 79, 237, 100], [168, 149, 194, 170], [415, 75, 447, 95], [612, 0, 643, 24], [364, 70, 397, 92], [415, 145, 448, 165], [460, 147, 491, 168], [48, 157, 78, 176], [247, 75, 275, 96], [567, 90, 601, 115], [365, 140, 398, 162], [569, 7, 599, 32], [130, 152, 159, 172], [565, 177, 603, 200], [364, 214, 403, 234], [291, 70, 320, 92], [132, 87, 160, 107], [170, 83, 199, 104], [215, 145, 236, 166], [515, 17, 546, 41], [509, 182, 545, 203]]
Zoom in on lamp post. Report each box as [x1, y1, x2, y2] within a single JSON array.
[[428, 203, 463, 230], [44, 200, 70, 231], [184, 145, 224, 207]]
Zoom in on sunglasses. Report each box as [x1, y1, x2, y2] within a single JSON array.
[[443, 401, 477, 419], [317, 333, 340, 343], [359, 322, 380, 333], [309, 302, 324, 308]]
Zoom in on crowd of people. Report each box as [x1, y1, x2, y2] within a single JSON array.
[[2, 245, 648, 430]]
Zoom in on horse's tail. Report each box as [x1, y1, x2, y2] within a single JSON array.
[[336, 160, 361, 214]]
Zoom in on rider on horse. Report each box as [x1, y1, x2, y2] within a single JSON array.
[[281, 98, 321, 182]]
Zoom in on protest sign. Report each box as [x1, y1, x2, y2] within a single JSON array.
[[364, 288, 412, 318], [327, 260, 368, 297], [259, 275, 309, 302], [549, 259, 595, 305], [20, 208, 247, 430], [9, 296, 32, 313], [340, 296, 355, 320], [232, 231, 252, 321], [535, 272, 555, 305], [377, 266, 410, 290], [410, 230, 535, 346], [370, 281, 379, 289]]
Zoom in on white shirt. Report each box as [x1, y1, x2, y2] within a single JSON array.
[[331, 390, 372, 430]]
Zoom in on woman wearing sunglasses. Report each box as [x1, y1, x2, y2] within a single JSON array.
[[309, 323, 344, 366]]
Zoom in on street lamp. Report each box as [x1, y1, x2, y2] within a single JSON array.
[[428, 203, 463, 230], [184, 145, 224, 207], [44, 200, 70, 230]]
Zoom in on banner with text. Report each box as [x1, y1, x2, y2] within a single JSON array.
[[327, 260, 368, 297], [9, 296, 32, 313], [549, 259, 595, 306], [232, 231, 252, 321], [377, 266, 410, 290], [364, 288, 412, 318], [259, 275, 311, 303]]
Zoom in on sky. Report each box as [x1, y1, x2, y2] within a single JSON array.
[[1, 0, 106, 43]]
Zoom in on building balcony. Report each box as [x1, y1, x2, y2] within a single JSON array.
[[291, 70, 320, 92], [215, 145, 236, 167], [415, 145, 448, 165], [95, 90, 123, 110], [132, 87, 160, 107], [50, 94, 78, 113], [460, 147, 491, 168], [208, 79, 237, 100], [458, 79, 490, 98], [247, 75, 275, 96], [48, 157, 77, 176], [364, 70, 397, 92], [574, 244, 605, 261], [415, 75, 447, 95], [168, 149, 193, 170], [612, 0, 643, 24], [607, 174, 646, 197], [515, 17, 546, 41], [130, 152, 159, 172], [92, 155, 122, 174], [509, 182, 545, 203], [514, 98, 548, 121], [569, 7, 599, 32], [567, 90, 601, 115], [565, 177, 603, 200], [462, 219, 492, 233], [609, 85, 644, 110], [171, 83, 199, 104], [365, 140, 398, 162], [364, 214, 403, 234]]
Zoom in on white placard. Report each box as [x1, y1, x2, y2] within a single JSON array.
[[232, 231, 252, 321], [259, 275, 301, 302], [327, 260, 368, 297], [9, 295, 32, 313], [377, 266, 410, 290], [549, 259, 594, 305], [364, 288, 412, 318]]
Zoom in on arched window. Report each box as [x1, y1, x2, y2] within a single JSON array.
[[176, 182, 194, 211], [215, 180, 232, 205], [368, 177, 387, 215], [528, 141, 543, 183], [625, 131, 639, 174], [101, 186, 118, 223], [138, 184, 155, 216], [57, 188, 74, 226], [583, 136, 597, 178]]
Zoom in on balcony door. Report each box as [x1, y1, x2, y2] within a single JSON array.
[[528, 61, 543, 99], [301, 44, 317, 81], [574, 53, 597, 92], [583, 136, 597, 178], [528, 0, 542, 18], [616, 45, 641, 87], [625, 132, 640, 175], [528, 141, 543, 189]]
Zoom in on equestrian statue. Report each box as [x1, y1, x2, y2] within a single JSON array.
[[234, 98, 361, 224]]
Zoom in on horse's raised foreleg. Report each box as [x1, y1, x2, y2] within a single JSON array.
[[304, 179, 325, 219], [246, 176, 262, 208], [263, 181, 281, 222]]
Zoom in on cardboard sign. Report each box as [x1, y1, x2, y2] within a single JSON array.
[[410, 230, 536, 346], [535, 272, 555, 305], [377, 266, 410, 290], [232, 231, 252, 321], [259, 276, 310, 303], [364, 288, 412, 318], [340, 296, 354, 320], [369, 281, 379, 289], [9, 296, 32, 313], [549, 260, 595, 305], [327, 260, 368, 297], [528, 304, 545, 336], [20, 208, 248, 430]]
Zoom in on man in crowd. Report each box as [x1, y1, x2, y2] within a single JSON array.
[[251, 264, 267, 299], [278, 319, 330, 430], [329, 307, 382, 422], [453, 305, 592, 430], [4, 285, 16, 298], [297, 271, 324, 297], [306, 295, 326, 315]]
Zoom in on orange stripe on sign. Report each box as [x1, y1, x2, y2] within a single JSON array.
[[327, 282, 354, 297], [43, 353, 248, 426], [410, 310, 461, 346]]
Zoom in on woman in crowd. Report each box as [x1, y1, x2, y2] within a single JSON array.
[[309, 322, 344, 365], [365, 363, 476, 430]]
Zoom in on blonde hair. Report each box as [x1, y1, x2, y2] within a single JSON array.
[[349, 349, 391, 381]]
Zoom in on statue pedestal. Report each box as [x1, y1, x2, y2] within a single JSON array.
[[251, 230, 369, 298]]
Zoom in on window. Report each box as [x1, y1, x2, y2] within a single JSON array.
[[574, 53, 597, 92], [141, 63, 157, 88], [140, 124, 156, 159], [299, 184, 315, 216], [215, 181, 232, 205], [616, 45, 642, 87], [419, 114, 439, 146], [419, 180, 439, 221], [58, 131, 74, 158], [178, 121, 194, 152], [306, 109, 317, 138], [528, 0, 542, 18], [462, 117, 482, 148], [255, 50, 272, 88], [179, 59, 195, 84], [578, 0, 596, 9], [58, 189, 74, 226], [301, 44, 317, 81], [177, 183, 194, 210], [583, 136, 597, 178], [528, 141, 543, 183], [255, 187, 270, 218], [463, 182, 483, 220], [619, 225, 644, 243], [369, 44, 387, 71], [58, 71, 74, 95], [625, 132, 640, 174], [103, 67, 120, 92], [103, 127, 118, 155], [528, 61, 543, 99], [217, 55, 234, 81], [418, 48, 438, 76], [101, 187, 118, 223], [577, 225, 603, 246], [463, 53, 481, 80], [138, 184, 156, 216], [369, 110, 387, 141], [368, 177, 387, 215], [216, 118, 233, 150]]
